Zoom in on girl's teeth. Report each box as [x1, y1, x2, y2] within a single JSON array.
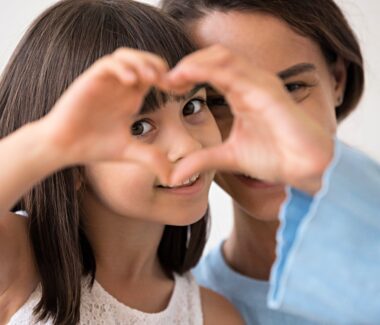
[[161, 173, 200, 188], [180, 173, 199, 186]]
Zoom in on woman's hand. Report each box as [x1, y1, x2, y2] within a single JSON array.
[[41, 48, 172, 182], [164, 45, 334, 194]]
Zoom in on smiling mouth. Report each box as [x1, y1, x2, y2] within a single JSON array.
[[234, 173, 282, 189], [156, 173, 200, 189]]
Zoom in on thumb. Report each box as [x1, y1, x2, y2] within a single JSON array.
[[171, 144, 237, 185]]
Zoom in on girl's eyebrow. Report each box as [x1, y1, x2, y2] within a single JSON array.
[[177, 83, 208, 101], [138, 84, 208, 116]]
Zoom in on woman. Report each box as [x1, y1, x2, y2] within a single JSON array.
[[162, 0, 380, 324]]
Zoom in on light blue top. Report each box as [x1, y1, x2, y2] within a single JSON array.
[[193, 241, 324, 324], [195, 140, 380, 325], [269, 140, 380, 324]]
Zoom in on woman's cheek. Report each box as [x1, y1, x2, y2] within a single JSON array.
[[303, 95, 337, 133]]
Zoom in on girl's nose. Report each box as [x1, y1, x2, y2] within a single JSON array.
[[167, 128, 202, 164]]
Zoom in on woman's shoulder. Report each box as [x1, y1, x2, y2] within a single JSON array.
[[200, 286, 244, 325]]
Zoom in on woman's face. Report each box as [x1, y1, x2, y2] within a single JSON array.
[[189, 11, 346, 220], [83, 88, 221, 226]]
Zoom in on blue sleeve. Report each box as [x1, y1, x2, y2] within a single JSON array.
[[268, 139, 380, 325]]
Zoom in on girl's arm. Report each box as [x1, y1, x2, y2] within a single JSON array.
[[0, 123, 62, 322], [0, 122, 63, 218], [0, 48, 171, 219]]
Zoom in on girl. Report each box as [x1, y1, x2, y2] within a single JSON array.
[[162, 0, 379, 324], [0, 0, 243, 324]]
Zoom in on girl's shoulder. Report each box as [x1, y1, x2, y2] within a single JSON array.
[[200, 286, 244, 325]]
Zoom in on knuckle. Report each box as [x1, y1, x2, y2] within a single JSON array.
[[96, 55, 113, 69], [216, 46, 234, 65]]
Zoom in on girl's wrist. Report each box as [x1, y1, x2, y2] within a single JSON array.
[[22, 120, 73, 173]]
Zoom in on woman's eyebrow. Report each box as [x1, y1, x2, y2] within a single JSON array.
[[277, 63, 316, 80]]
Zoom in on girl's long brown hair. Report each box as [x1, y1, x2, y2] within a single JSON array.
[[161, 0, 365, 120], [0, 1, 208, 323]]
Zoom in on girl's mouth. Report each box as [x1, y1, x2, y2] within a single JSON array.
[[156, 173, 205, 195], [157, 173, 200, 189]]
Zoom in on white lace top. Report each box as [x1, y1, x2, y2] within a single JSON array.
[[7, 273, 203, 325]]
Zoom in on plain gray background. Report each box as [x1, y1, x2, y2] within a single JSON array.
[[1, 0, 379, 252]]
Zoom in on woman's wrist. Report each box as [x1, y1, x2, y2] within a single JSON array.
[[287, 136, 335, 196]]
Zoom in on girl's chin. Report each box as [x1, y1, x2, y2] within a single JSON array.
[[162, 207, 209, 227]]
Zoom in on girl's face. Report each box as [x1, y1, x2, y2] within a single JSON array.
[[83, 88, 221, 226], [190, 11, 346, 220]]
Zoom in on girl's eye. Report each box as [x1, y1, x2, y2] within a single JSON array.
[[183, 98, 206, 116], [131, 120, 153, 136]]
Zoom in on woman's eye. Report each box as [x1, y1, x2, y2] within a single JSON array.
[[285, 83, 305, 93], [284, 82, 315, 102], [207, 96, 229, 108], [131, 120, 153, 136], [183, 98, 206, 116]]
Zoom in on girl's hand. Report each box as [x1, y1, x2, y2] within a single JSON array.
[[42, 49, 172, 182], [164, 45, 334, 194]]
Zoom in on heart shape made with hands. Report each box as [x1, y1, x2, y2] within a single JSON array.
[[61, 46, 332, 191]]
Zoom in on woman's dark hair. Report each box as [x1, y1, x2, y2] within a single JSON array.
[[161, 0, 365, 120], [0, 0, 208, 323]]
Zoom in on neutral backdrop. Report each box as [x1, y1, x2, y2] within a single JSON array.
[[1, 0, 379, 253]]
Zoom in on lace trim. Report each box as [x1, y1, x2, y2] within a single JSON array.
[[7, 273, 203, 325]]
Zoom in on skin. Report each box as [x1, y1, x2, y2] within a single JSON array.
[[0, 49, 243, 324], [165, 11, 347, 280], [0, 12, 350, 323]]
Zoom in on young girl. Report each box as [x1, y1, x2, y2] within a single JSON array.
[[0, 0, 243, 324]]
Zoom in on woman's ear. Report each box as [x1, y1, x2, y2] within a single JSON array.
[[331, 56, 348, 107]]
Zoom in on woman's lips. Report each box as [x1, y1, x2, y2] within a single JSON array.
[[234, 174, 281, 189]]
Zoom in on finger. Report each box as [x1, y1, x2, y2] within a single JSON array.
[[129, 49, 169, 76], [88, 56, 138, 85], [167, 61, 247, 99], [156, 77, 195, 95], [168, 59, 287, 117], [170, 144, 238, 185], [123, 142, 172, 184], [113, 48, 168, 84]]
